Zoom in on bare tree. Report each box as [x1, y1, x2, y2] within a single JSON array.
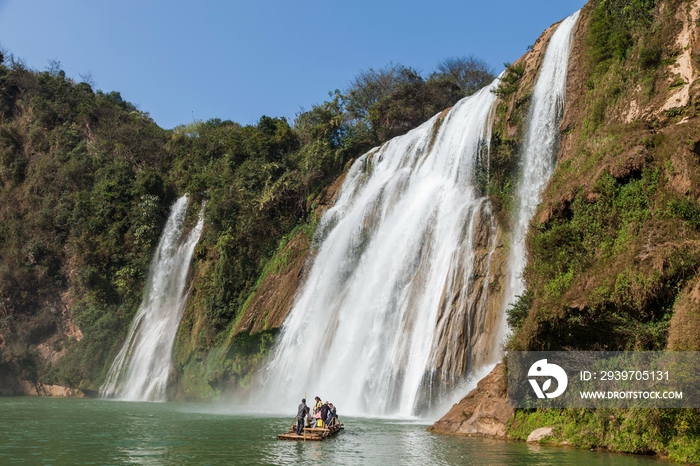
[[46, 59, 63, 77], [435, 56, 495, 96], [79, 71, 96, 87]]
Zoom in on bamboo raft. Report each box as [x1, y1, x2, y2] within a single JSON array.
[[277, 423, 344, 441]]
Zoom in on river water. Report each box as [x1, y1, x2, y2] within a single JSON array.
[[0, 397, 669, 465]]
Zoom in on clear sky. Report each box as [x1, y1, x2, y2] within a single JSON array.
[[0, 0, 586, 129]]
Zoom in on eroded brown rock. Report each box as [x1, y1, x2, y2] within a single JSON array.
[[233, 231, 311, 335], [429, 204, 507, 386], [428, 363, 512, 438], [668, 275, 700, 350], [0, 368, 84, 397], [606, 145, 649, 179]]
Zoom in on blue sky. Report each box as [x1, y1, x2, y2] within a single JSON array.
[[0, 0, 585, 129]]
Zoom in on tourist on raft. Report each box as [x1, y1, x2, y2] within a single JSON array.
[[320, 401, 331, 427], [306, 410, 314, 428], [313, 396, 323, 427], [297, 396, 338, 430], [326, 403, 337, 426], [296, 398, 309, 435]]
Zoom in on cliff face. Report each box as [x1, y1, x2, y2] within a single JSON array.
[[429, 17, 563, 439], [518, 0, 700, 354], [434, 0, 700, 462], [428, 362, 511, 438], [429, 203, 506, 387]]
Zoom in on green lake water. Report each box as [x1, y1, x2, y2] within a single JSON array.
[[0, 397, 670, 465]]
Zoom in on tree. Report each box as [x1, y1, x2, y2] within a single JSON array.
[[345, 63, 422, 121], [434, 56, 495, 96]]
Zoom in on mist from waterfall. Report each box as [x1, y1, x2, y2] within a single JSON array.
[[502, 10, 580, 337], [101, 195, 204, 402]]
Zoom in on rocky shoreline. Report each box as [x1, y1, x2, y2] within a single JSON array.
[[0, 371, 87, 397]]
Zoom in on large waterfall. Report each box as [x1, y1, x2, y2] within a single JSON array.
[[101, 195, 204, 401], [258, 82, 501, 417], [503, 11, 580, 324], [257, 11, 580, 418]]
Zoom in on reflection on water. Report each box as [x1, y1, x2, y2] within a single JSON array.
[[0, 398, 670, 465]]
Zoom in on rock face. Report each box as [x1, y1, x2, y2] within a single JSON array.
[[428, 205, 507, 392], [19, 381, 85, 397], [232, 231, 311, 335], [0, 368, 84, 397], [428, 363, 513, 438]]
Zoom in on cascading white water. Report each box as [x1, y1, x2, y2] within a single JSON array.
[[502, 10, 580, 335], [257, 11, 581, 419], [101, 195, 205, 401], [259, 81, 501, 418]]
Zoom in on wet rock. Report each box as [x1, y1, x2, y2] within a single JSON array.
[[527, 427, 553, 443], [428, 363, 512, 438]]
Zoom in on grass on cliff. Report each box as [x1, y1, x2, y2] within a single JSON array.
[[505, 0, 700, 462], [486, 62, 531, 221], [508, 408, 700, 464], [512, 0, 700, 351]]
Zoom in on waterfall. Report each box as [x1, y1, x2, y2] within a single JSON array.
[[502, 10, 580, 336], [101, 195, 205, 401], [256, 10, 581, 418], [258, 81, 501, 417]]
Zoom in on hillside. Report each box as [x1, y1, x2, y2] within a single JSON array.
[[0, 51, 493, 397], [432, 0, 700, 462]]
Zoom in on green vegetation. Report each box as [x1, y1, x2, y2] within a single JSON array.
[[504, 0, 700, 461], [509, 409, 700, 464], [176, 330, 277, 400], [0, 48, 495, 394], [588, 0, 658, 64], [506, 290, 533, 330], [345, 59, 494, 144], [0, 54, 172, 388], [493, 62, 525, 99], [487, 62, 531, 219]]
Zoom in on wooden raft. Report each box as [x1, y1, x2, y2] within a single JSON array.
[[277, 423, 344, 441]]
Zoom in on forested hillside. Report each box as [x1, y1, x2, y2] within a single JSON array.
[[0, 50, 493, 395]]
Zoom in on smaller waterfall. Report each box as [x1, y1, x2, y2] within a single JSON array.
[[502, 10, 580, 335], [101, 195, 205, 401]]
